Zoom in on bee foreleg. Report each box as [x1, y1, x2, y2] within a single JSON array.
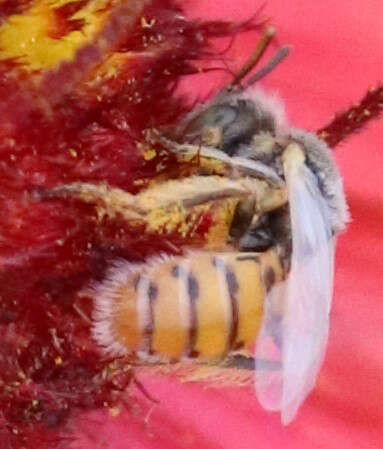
[[39, 182, 144, 220], [41, 176, 281, 222], [153, 133, 284, 186]]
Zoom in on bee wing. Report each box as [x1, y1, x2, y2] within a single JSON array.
[[255, 144, 335, 425]]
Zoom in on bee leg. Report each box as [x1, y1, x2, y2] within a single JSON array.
[[239, 226, 274, 252], [268, 206, 292, 272], [229, 198, 255, 240], [225, 354, 281, 371], [154, 133, 284, 187], [229, 198, 277, 252], [38, 182, 144, 220], [133, 375, 160, 404], [237, 215, 274, 252], [41, 176, 261, 224]]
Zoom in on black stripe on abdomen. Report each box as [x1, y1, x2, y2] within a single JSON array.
[[236, 254, 260, 263], [212, 257, 239, 352], [186, 273, 199, 358], [145, 281, 158, 355], [224, 265, 239, 350], [172, 264, 200, 358]]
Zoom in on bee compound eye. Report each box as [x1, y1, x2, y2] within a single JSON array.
[[204, 104, 239, 128], [184, 104, 238, 140]]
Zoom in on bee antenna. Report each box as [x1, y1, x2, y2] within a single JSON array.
[[228, 26, 276, 90], [246, 46, 290, 85]]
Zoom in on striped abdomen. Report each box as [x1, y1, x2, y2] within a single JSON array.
[[92, 249, 284, 361]]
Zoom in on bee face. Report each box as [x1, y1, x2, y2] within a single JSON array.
[[183, 97, 275, 155], [181, 90, 286, 156]]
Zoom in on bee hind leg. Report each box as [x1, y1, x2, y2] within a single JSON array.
[[225, 354, 281, 371]]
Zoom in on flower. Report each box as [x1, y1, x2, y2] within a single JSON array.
[[1, 1, 382, 448]]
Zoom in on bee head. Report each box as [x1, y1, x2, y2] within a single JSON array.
[[181, 91, 280, 155], [177, 27, 290, 155], [180, 89, 349, 238], [176, 27, 348, 238]]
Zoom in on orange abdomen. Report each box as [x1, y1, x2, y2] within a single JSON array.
[[92, 250, 284, 361]]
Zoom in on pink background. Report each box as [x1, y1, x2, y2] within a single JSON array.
[[70, 1, 383, 447]]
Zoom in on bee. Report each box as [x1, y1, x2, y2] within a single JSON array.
[[43, 27, 349, 425]]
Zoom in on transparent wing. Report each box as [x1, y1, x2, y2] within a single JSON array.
[[255, 144, 335, 424], [254, 280, 286, 411]]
